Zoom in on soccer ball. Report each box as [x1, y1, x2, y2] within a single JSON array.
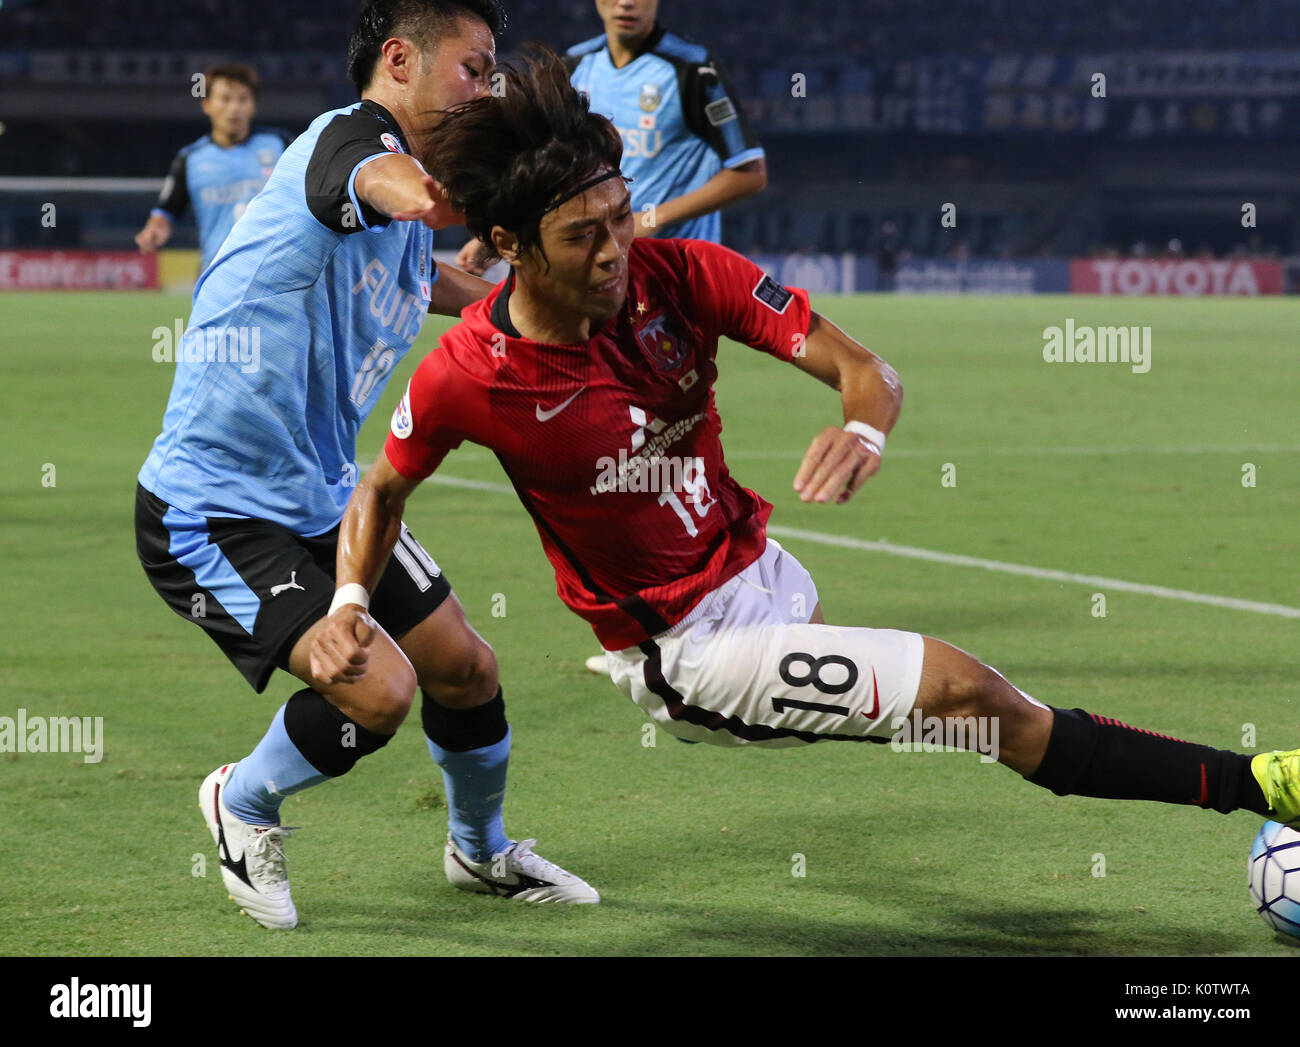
[[1248, 820, 1300, 938]]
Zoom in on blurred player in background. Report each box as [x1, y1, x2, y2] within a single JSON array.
[[458, 0, 765, 261], [459, 0, 767, 673], [567, 0, 766, 238], [320, 54, 1300, 899], [136, 1, 597, 931], [134, 63, 293, 273]]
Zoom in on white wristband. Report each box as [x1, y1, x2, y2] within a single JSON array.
[[844, 420, 887, 452], [329, 583, 370, 615]]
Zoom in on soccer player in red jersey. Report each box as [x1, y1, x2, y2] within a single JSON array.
[[312, 51, 1300, 886]]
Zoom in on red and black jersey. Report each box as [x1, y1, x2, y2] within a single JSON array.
[[385, 237, 812, 649]]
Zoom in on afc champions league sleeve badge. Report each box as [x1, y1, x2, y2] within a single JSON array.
[[380, 132, 404, 154], [391, 381, 414, 439]]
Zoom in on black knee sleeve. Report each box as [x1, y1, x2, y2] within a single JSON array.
[[283, 688, 393, 777], [421, 687, 507, 752]]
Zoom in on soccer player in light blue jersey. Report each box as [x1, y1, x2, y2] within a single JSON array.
[[456, 0, 767, 273], [134, 64, 292, 274], [136, 0, 598, 930]]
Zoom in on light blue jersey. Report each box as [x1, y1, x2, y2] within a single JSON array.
[[566, 24, 763, 242], [139, 100, 436, 536], [152, 128, 292, 272]]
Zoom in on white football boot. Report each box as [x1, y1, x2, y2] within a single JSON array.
[[199, 763, 298, 929], [585, 653, 610, 675], [445, 835, 600, 903]]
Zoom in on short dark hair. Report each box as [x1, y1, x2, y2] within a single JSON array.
[[204, 63, 259, 96], [347, 0, 504, 95], [421, 46, 624, 264]]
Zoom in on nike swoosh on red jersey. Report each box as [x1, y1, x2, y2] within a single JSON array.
[[860, 668, 879, 720], [535, 387, 586, 422]]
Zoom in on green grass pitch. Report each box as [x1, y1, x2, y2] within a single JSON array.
[[2, 290, 1298, 956]]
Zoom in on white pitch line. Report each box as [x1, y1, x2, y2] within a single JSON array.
[[427, 444, 1300, 463], [768, 525, 1300, 619], [429, 474, 516, 495], [425, 474, 1300, 620], [726, 444, 1300, 461]]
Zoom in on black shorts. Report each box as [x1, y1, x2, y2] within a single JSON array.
[[134, 483, 453, 692]]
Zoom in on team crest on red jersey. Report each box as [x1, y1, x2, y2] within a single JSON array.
[[633, 309, 688, 372]]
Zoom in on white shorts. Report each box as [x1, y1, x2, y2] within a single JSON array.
[[606, 539, 925, 748]]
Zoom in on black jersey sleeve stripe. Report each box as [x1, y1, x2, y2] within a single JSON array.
[[153, 148, 191, 220], [305, 103, 405, 234], [676, 52, 762, 165]]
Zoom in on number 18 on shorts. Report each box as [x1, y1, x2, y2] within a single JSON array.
[[606, 540, 925, 748]]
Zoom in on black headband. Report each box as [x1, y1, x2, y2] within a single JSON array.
[[531, 169, 631, 227]]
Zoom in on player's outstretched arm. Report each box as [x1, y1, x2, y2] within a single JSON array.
[[310, 452, 422, 684], [428, 262, 494, 317], [455, 238, 496, 276], [134, 213, 172, 252], [635, 158, 767, 237], [791, 311, 903, 504], [139, 150, 186, 251], [354, 153, 464, 229]]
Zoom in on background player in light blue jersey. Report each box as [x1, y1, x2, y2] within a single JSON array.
[[457, 0, 766, 273], [136, 0, 599, 930], [134, 63, 292, 273]]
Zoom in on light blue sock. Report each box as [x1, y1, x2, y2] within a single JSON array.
[[223, 704, 330, 825], [426, 727, 512, 862]]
